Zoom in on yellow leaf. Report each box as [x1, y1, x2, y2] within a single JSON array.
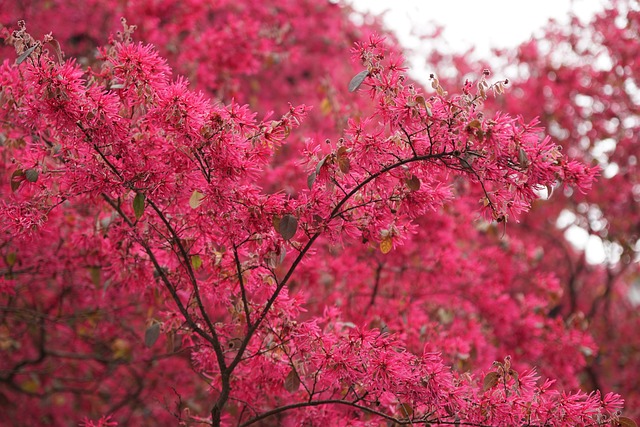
[[21, 378, 40, 393], [320, 97, 332, 116], [189, 190, 205, 209], [380, 238, 392, 254], [111, 338, 132, 361], [6, 252, 17, 267]]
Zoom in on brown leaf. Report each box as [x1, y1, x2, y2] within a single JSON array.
[[337, 147, 350, 173], [284, 369, 300, 393], [10, 169, 24, 192], [518, 147, 530, 168], [405, 175, 420, 192], [468, 119, 482, 130], [617, 417, 638, 427], [278, 214, 298, 240], [398, 402, 414, 417], [482, 372, 499, 391], [47, 38, 64, 64]]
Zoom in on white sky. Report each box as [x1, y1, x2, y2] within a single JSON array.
[[350, 0, 607, 57]]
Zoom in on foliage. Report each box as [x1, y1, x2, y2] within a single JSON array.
[[0, 1, 637, 426]]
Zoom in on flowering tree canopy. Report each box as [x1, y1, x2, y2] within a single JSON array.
[[0, 1, 637, 426]]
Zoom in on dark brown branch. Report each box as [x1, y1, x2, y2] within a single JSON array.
[[233, 245, 253, 330]]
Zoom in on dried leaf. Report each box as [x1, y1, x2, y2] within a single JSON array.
[[348, 70, 369, 92], [415, 95, 433, 117], [133, 192, 145, 219], [89, 267, 101, 288], [617, 417, 638, 427], [166, 331, 182, 353], [405, 175, 420, 192], [279, 246, 287, 265], [483, 371, 500, 391], [468, 119, 482, 130], [47, 38, 64, 64], [191, 254, 203, 270], [398, 402, 414, 417], [278, 214, 298, 240], [518, 147, 530, 168], [380, 237, 392, 254], [189, 190, 205, 209], [165, 330, 176, 353], [10, 169, 24, 192], [25, 168, 39, 183], [337, 147, 350, 173], [284, 369, 300, 393], [144, 323, 161, 348]]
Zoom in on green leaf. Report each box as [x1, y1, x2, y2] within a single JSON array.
[[16, 45, 37, 65], [348, 69, 368, 92], [191, 254, 203, 270], [144, 323, 161, 348], [133, 192, 145, 219], [307, 172, 316, 189], [25, 168, 39, 183]]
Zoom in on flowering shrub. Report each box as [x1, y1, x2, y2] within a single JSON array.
[[0, 1, 637, 426]]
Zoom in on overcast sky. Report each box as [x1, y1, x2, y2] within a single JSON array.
[[349, 0, 607, 57]]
